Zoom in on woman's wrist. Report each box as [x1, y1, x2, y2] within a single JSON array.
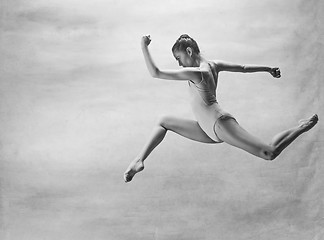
[[141, 40, 149, 48]]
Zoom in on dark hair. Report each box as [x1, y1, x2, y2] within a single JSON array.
[[172, 34, 200, 55]]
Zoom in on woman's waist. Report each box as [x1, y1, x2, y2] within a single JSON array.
[[191, 102, 227, 117], [189, 85, 217, 105], [190, 99, 220, 109]]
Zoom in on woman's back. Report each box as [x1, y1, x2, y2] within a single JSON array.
[[188, 62, 218, 106]]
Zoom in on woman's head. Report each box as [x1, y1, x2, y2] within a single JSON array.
[[172, 34, 201, 67]]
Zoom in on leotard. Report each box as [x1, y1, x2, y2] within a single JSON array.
[[188, 62, 236, 143]]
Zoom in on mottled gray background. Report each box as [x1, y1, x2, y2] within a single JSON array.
[[0, 0, 323, 239]]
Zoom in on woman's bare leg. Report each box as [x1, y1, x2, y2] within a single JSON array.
[[269, 114, 319, 155], [124, 116, 216, 182], [216, 114, 318, 160]]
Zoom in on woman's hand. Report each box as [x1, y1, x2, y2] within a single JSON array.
[[269, 67, 281, 78], [141, 35, 151, 47]]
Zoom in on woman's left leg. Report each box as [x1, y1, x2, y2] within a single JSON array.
[[269, 114, 318, 155], [216, 118, 276, 160], [216, 114, 318, 160]]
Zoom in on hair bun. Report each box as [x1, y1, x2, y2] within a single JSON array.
[[172, 34, 200, 54], [179, 34, 191, 40]]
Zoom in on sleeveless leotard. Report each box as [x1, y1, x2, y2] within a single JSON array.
[[188, 62, 236, 143]]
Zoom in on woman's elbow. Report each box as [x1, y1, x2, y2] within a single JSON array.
[[241, 65, 248, 73], [151, 72, 158, 78], [150, 68, 160, 78]]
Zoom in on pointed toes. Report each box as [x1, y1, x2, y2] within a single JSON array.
[[123, 171, 134, 183]]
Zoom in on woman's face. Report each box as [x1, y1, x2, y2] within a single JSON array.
[[173, 49, 194, 68]]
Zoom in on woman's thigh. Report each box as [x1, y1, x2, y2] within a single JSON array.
[[160, 116, 217, 144], [215, 118, 273, 158]]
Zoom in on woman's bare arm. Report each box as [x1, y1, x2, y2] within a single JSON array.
[[214, 60, 281, 78], [141, 35, 202, 83]]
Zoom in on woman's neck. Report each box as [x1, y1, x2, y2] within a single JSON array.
[[193, 54, 204, 67], [196, 56, 208, 67]]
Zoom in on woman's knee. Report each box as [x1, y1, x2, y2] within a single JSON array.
[[157, 115, 174, 130], [259, 146, 279, 161]]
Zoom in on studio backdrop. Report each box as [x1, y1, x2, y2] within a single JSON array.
[[0, 0, 323, 239]]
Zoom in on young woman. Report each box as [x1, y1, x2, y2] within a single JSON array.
[[124, 34, 318, 183]]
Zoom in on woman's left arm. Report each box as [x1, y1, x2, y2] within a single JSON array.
[[214, 60, 281, 78]]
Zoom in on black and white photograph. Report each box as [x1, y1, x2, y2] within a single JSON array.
[[0, 0, 323, 239]]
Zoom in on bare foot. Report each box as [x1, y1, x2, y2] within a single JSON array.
[[298, 114, 319, 132], [124, 159, 144, 183]]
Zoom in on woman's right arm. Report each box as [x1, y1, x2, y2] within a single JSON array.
[[141, 35, 159, 77], [141, 35, 202, 82]]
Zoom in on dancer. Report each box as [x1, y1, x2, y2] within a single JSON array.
[[124, 34, 318, 183]]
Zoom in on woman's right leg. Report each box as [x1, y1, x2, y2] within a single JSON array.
[[124, 116, 216, 182]]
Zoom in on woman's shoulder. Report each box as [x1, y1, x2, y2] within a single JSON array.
[[200, 61, 214, 71], [208, 60, 221, 68], [198, 62, 217, 82], [208, 60, 225, 72]]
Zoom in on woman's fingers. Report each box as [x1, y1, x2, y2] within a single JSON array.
[[271, 67, 281, 78], [142, 35, 151, 46]]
